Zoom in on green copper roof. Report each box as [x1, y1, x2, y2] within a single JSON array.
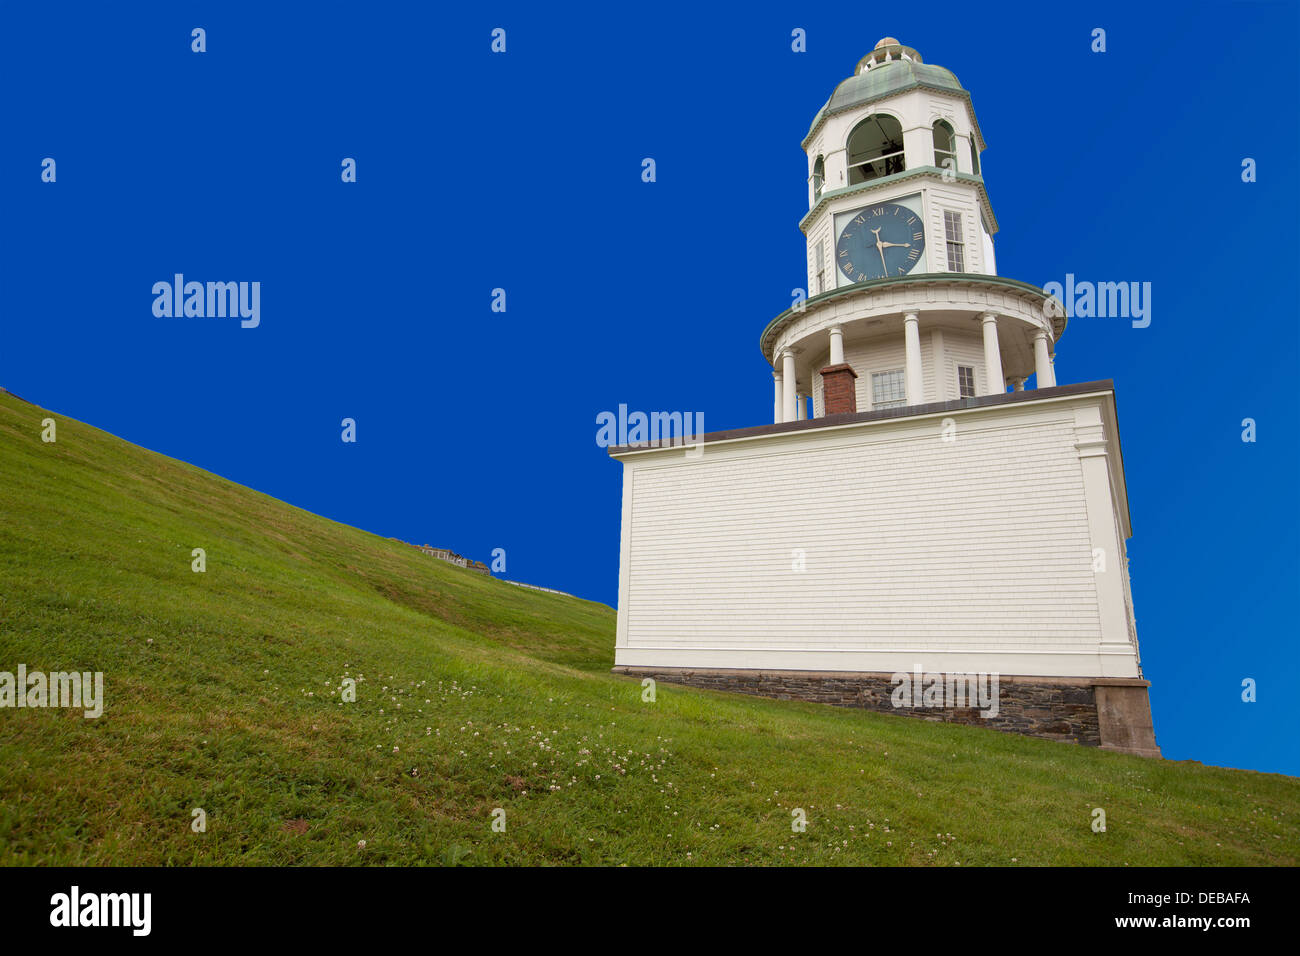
[[805, 59, 967, 144]]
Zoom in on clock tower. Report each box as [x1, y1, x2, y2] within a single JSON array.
[[608, 38, 1158, 758], [765, 38, 1064, 422]]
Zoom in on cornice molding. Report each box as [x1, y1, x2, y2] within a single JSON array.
[[800, 167, 999, 236], [760, 273, 1067, 362]]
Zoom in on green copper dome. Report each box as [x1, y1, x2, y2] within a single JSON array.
[[805, 40, 967, 143]]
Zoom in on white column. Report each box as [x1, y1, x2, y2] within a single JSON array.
[[772, 369, 783, 424], [795, 393, 806, 420], [980, 312, 1005, 395], [1033, 330, 1056, 388], [828, 325, 844, 366], [903, 312, 922, 405], [1010, 377, 1026, 392], [781, 350, 797, 423]]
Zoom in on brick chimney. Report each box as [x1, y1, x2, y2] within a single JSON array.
[[819, 364, 858, 415]]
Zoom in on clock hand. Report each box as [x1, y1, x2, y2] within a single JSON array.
[[870, 228, 888, 274], [879, 241, 911, 249]]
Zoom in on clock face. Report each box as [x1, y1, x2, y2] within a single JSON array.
[[836, 202, 925, 282]]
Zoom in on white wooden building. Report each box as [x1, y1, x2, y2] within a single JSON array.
[[609, 39, 1159, 756]]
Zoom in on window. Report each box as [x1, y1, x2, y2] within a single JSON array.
[[932, 120, 956, 172], [847, 114, 905, 185], [944, 210, 965, 272], [957, 365, 975, 398], [812, 155, 825, 202], [871, 369, 906, 409], [969, 138, 980, 175], [814, 242, 825, 293]]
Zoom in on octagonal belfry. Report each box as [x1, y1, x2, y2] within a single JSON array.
[[766, 37, 1066, 421]]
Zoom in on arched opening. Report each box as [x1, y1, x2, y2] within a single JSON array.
[[812, 155, 825, 201], [969, 138, 981, 175], [847, 114, 905, 184], [932, 120, 956, 172]]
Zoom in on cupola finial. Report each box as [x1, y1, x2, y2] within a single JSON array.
[[859, 38, 922, 73]]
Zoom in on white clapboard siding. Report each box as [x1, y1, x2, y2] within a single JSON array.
[[943, 330, 988, 397], [613, 392, 1141, 678]]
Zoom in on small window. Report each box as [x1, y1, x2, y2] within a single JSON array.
[[932, 120, 956, 172], [957, 365, 975, 398], [969, 138, 980, 175], [812, 155, 825, 202], [871, 369, 906, 409], [814, 242, 825, 293], [944, 210, 966, 273]]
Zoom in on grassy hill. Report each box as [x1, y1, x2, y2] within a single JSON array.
[[0, 389, 1296, 866]]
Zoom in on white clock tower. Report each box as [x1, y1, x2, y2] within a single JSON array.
[[766, 38, 1063, 422], [609, 39, 1159, 758]]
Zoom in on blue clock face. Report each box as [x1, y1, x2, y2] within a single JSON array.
[[836, 202, 925, 282]]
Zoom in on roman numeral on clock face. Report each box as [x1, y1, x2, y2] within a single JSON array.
[[913, 232, 923, 240]]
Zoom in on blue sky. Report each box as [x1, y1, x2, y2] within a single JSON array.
[[2, 2, 1296, 774]]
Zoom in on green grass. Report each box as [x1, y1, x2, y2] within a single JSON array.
[[0, 389, 1296, 867]]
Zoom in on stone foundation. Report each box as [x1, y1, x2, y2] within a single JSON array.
[[613, 666, 1160, 757]]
